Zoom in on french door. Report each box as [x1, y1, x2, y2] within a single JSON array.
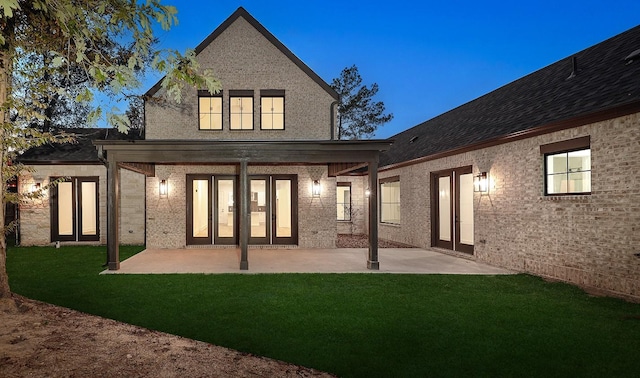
[[187, 174, 297, 246], [187, 175, 238, 245], [432, 166, 474, 254], [50, 177, 99, 242], [249, 175, 297, 245]]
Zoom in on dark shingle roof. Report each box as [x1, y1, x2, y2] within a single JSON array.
[[381, 25, 640, 167], [17, 128, 142, 164]]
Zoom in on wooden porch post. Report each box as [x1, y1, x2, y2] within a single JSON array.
[[107, 157, 120, 270], [367, 159, 379, 270], [239, 160, 249, 270]]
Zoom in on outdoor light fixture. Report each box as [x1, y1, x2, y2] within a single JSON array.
[[365, 188, 371, 197], [312, 180, 321, 197], [474, 172, 488, 193], [31, 182, 41, 193], [159, 179, 168, 198]]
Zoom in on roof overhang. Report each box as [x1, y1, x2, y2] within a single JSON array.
[[93, 140, 393, 166]]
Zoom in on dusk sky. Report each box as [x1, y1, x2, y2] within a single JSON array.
[[144, 0, 640, 138]]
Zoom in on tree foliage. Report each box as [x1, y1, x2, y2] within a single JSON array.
[[331, 64, 393, 140], [0, 0, 221, 301]]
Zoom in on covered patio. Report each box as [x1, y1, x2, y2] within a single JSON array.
[[101, 247, 514, 275], [95, 139, 392, 271]]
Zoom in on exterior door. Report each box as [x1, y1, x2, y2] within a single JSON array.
[[249, 175, 298, 245], [272, 176, 297, 245], [432, 166, 474, 254], [187, 175, 238, 245], [50, 177, 99, 242]]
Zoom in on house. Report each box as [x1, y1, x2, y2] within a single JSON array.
[[92, 7, 390, 270], [350, 25, 640, 300], [17, 128, 146, 246], [15, 8, 640, 300]]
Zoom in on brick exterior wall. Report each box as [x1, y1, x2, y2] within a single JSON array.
[[145, 16, 335, 141], [146, 164, 335, 249], [375, 112, 640, 300], [18, 165, 145, 246]]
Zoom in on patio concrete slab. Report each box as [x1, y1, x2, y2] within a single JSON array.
[[102, 248, 514, 275]]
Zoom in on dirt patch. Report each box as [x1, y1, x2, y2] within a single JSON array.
[[336, 234, 412, 248], [0, 295, 334, 377]]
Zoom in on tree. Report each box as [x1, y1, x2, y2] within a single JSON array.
[[0, 0, 221, 306], [330, 64, 393, 140]]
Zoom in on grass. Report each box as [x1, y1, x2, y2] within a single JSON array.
[[7, 245, 640, 377]]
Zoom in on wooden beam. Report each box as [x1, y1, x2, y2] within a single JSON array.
[[94, 140, 392, 165], [367, 159, 379, 270], [118, 162, 155, 177], [328, 162, 368, 177], [239, 160, 249, 270], [107, 158, 120, 270]]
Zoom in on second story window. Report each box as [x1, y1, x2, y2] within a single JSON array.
[[198, 90, 222, 130], [230, 90, 254, 130], [261, 90, 285, 130]]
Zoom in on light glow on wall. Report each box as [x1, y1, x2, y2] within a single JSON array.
[[312, 180, 321, 197]]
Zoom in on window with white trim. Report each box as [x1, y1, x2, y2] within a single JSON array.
[[380, 177, 400, 224]]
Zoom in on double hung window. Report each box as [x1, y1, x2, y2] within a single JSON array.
[[198, 90, 223, 130], [260, 90, 285, 130], [230, 90, 254, 130], [380, 177, 400, 224]]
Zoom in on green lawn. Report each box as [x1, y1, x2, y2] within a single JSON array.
[[7, 245, 640, 377]]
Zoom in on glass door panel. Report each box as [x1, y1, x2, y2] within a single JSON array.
[[192, 179, 209, 238], [58, 181, 75, 237], [80, 181, 97, 236], [215, 177, 237, 244], [458, 173, 474, 246], [438, 176, 451, 242], [250, 178, 269, 243], [275, 179, 292, 238]]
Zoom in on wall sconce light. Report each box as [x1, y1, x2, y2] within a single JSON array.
[[31, 182, 41, 193], [159, 179, 168, 198], [312, 180, 321, 197], [474, 172, 488, 193], [365, 188, 371, 197]]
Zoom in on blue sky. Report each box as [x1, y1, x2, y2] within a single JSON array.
[[144, 0, 640, 138]]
